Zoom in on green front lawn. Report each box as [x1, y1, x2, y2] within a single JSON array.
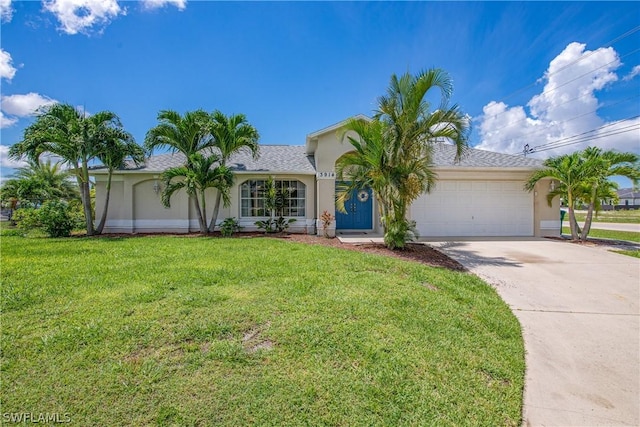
[[611, 249, 640, 258], [1, 235, 524, 426], [573, 209, 640, 224], [562, 227, 640, 243]]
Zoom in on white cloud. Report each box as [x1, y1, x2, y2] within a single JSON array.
[[0, 49, 17, 81], [476, 42, 638, 159], [0, 0, 12, 22], [0, 111, 18, 129], [142, 0, 186, 11], [0, 145, 27, 169], [1, 93, 58, 117], [623, 65, 640, 82], [42, 0, 124, 35]]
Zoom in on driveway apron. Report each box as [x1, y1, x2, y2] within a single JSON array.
[[431, 238, 639, 426]]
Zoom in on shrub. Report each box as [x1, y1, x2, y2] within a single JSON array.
[[383, 217, 419, 250], [256, 217, 296, 234], [38, 200, 75, 237], [12, 208, 41, 231], [220, 217, 242, 237]]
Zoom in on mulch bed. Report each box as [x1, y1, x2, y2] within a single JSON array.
[[281, 234, 466, 271]]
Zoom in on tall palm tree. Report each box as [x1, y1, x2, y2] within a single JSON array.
[[9, 103, 131, 235], [161, 153, 233, 234], [578, 147, 639, 241], [94, 127, 146, 234], [336, 69, 469, 249], [525, 152, 593, 241], [207, 111, 259, 232]]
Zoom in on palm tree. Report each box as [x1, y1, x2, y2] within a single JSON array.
[[336, 69, 469, 249], [527, 148, 640, 241], [0, 159, 79, 208], [144, 109, 215, 160], [207, 111, 259, 232], [526, 152, 594, 241], [578, 147, 639, 241], [145, 109, 217, 232], [161, 153, 233, 234], [9, 104, 132, 235], [94, 127, 146, 234]]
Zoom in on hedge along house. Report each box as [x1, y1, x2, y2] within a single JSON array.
[[91, 116, 561, 237]]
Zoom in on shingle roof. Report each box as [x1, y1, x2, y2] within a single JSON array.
[[432, 143, 543, 168], [618, 188, 640, 198], [96, 145, 316, 174], [92, 142, 541, 175]]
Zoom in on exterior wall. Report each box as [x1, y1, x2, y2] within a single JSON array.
[[533, 178, 562, 237], [311, 130, 382, 235], [94, 172, 314, 234]]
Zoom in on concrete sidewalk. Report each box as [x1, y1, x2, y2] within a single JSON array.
[[589, 222, 640, 232], [431, 239, 640, 426]]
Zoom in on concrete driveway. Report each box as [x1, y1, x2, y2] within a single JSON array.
[[430, 238, 640, 427]]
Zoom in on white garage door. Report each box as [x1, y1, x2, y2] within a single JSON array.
[[411, 180, 534, 237]]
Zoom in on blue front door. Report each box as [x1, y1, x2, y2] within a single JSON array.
[[335, 185, 373, 230]]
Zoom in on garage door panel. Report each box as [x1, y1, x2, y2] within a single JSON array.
[[412, 180, 533, 237]]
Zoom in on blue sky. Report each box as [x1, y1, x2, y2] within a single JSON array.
[[1, 1, 639, 186]]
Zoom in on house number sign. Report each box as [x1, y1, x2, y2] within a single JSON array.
[[316, 171, 336, 179]]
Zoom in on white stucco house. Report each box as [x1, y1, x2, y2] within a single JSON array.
[[90, 116, 561, 238]]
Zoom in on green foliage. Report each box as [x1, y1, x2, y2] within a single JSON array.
[[336, 69, 469, 249], [219, 217, 242, 237], [254, 217, 296, 234], [37, 200, 75, 237], [528, 147, 640, 241], [12, 208, 41, 230], [1, 236, 524, 425], [383, 218, 419, 250], [0, 160, 79, 210], [145, 110, 243, 234], [160, 152, 233, 234], [8, 103, 142, 236], [207, 111, 260, 232]]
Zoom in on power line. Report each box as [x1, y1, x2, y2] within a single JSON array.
[[530, 125, 640, 153], [517, 115, 640, 155], [496, 25, 640, 105], [492, 94, 639, 145]]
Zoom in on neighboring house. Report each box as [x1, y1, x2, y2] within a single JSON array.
[[91, 116, 560, 237], [617, 188, 640, 208]]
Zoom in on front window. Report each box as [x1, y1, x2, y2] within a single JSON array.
[[240, 179, 306, 217]]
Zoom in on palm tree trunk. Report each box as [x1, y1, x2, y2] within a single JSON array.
[[95, 169, 113, 234], [191, 194, 207, 234], [208, 191, 222, 233], [566, 193, 579, 241], [581, 186, 598, 241], [80, 161, 94, 236], [200, 189, 208, 234]]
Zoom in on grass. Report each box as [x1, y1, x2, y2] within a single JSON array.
[[1, 233, 524, 426], [611, 249, 640, 258], [562, 226, 640, 243], [573, 209, 640, 224]]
